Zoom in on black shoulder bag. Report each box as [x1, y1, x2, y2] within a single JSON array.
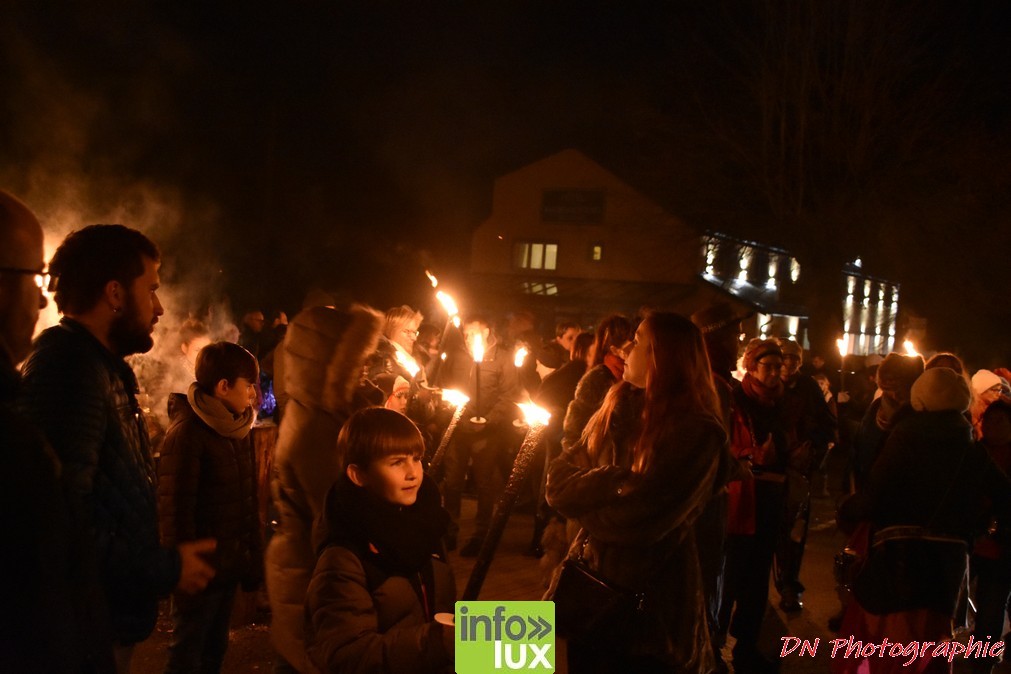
[[551, 531, 645, 639]]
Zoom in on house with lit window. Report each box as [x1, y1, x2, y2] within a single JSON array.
[[468, 149, 898, 353]]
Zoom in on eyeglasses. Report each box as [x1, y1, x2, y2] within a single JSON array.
[[0, 266, 50, 291], [402, 329, 420, 338]]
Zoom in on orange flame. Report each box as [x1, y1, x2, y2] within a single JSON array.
[[517, 401, 551, 427], [903, 340, 919, 357], [425, 270, 438, 288], [472, 332, 484, 363], [394, 350, 421, 377], [514, 346, 528, 368], [441, 389, 469, 408], [836, 337, 848, 358], [436, 290, 458, 318]]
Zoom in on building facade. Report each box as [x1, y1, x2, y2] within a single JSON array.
[[469, 149, 898, 353]]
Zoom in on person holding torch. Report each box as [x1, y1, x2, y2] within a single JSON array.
[[545, 312, 729, 673], [437, 315, 522, 556]]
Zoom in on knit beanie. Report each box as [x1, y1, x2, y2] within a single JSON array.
[[972, 369, 1003, 396], [910, 367, 971, 413], [742, 338, 783, 372]]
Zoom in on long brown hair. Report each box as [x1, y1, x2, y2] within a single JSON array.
[[590, 314, 633, 367], [584, 312, 721, 473]]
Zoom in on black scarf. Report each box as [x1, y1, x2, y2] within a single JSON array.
[[319, 473, 450, 578]]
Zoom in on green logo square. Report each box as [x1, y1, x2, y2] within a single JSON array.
[[454, 601, 555, 673]]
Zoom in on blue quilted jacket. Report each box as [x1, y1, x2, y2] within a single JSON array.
[[19, 318, 180, 645]]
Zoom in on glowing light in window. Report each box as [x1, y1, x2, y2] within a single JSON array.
[[738, 248, 751, 283], [790, 258, 800, 282], [704, 239, 716, 277]]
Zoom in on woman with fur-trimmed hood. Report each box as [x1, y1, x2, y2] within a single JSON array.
[[265, 305, 383, 672]]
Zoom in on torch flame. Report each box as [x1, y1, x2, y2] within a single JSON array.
[[517, 401, 551, 427], [452, 316, 461, 329], [514, 346, 528, 368], [903, 340, 919, 357], [836, 337, 848, 358], [472, 332, 484, 363], [394, 350, 421, 377], [425, 270, 438, 288], [440, 352, 447, 361], [436, 290, 458, 318], [441, 389, 469, 408]]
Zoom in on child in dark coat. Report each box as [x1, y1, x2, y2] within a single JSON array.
[[306, 407, 455, 673], [157, 342, 263, 673]]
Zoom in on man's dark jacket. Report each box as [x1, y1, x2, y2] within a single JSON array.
[[18, 318, 180, 645]]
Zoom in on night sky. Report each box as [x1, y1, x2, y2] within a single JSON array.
[[3, 2, 1010, 363]]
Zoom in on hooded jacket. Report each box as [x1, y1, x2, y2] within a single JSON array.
[[265, 305, 382, 671]]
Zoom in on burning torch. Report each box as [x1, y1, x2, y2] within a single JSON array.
[[462, 401, 551, 600], [394, 349, 421, 380], [426, 269, 460, 383], [836, 337, 848, 399], [427, 389, 469, 471], [470, 330, 486, 425]]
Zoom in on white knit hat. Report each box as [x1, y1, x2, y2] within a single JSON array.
[[972, 369, 1002, 396]]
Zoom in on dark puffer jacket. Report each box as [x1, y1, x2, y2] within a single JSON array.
[[157, 392, 263, 590], [2, 351, 113, 671], [19, 318, 180, 645]]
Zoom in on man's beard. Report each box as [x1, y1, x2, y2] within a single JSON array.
[[109, 294, 154, 356]]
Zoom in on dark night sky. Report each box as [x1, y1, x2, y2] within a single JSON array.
[[3, 2, 1010, 362]]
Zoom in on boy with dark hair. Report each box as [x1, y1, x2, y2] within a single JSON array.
[[157, 341, 263, 673]]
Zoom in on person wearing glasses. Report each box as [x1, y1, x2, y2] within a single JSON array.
[[972, 369, 1008, 439], [366, 305, 430, 403], [1, 190, 112, 671], [716, 338, 790, 673]]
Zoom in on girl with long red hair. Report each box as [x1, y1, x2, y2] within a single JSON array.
[[546, 312, 731, 673]]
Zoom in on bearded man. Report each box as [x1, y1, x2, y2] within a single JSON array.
[[18, 224, 217, 673]]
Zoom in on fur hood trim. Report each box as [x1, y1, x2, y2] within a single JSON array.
[[282, 305, 382, 415]]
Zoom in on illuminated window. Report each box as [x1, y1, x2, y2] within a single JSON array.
[[766, 253, 779, 289], [590, 244, 603, 262], [703, 238, 717, 277], [513, 242, 558, 271], [737, 247, 752, 283]]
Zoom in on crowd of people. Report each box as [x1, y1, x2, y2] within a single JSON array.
[[3, 188, 1011, 674]]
